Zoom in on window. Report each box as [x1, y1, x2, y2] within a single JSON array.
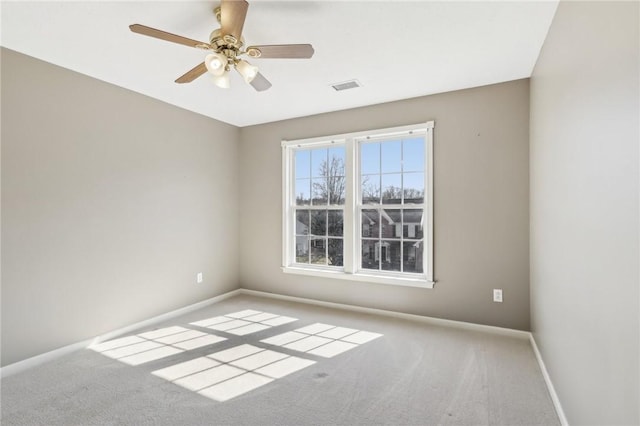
[[282, 122, 434, 288]]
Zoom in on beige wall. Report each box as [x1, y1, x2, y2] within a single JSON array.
[[1, 48, 241, 366], [239, 79, 531, 330], [0, 51, 531, 364], [530, 2, 639, 425]]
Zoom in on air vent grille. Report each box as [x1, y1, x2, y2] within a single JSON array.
[[331, 80, 361, 91]]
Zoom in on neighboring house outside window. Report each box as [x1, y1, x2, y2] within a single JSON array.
[[282, 122, 434, 288]]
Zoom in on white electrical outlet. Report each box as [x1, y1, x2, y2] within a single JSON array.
[[493, 289, 503, 303], [196, 272, 203, 284]]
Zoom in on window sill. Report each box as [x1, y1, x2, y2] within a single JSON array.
[[281, 266, 435, 289]]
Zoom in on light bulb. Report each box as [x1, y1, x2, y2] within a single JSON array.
[[210, 58, 223, 70], [205, 53, 227, 77], [236, 60, 258, 83]]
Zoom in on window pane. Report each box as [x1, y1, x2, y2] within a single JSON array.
[[328, 174, 345, 206], [361, 175, 380, 204], [329, 179, 345, 205], [380, 240, 401, 271], [403, 209, 423, 239], [312, 178, 328, 205], [360, 142, 380, 175], [403, 241, 423, 273], [310, 237, 327, 264], [381, 209, 401, 238], [327, 147, 346, 204], [328, 238, 343, 267], [402, 138, 424, 172], [361, 209, 379, 238], [329, 147, 345, 170], [295, 150, 311, 178], [403, 172, 424, 204], [381, 174, 402, 204], [296, 236, 309, 263], [381, 140, 402, 173], [295, 179, 311, 205], [296, 210, 310, 235], [328, 211, 343, 236], [310, 210, 327, 236], [361, 239, 378, 270], [312, 149, 327, 178]]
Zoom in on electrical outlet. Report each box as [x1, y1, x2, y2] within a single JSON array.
[[493, 289, 503, 303], [196, 272, 203, 284]]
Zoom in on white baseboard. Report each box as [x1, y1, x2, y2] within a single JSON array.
[[239, 288, 530, 339], [0, 289, 241, 379], [529, 334, 569, 426], [1, 338, 96, 380]]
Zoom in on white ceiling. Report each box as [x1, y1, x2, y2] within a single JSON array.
[[1, 1, 558, 127]]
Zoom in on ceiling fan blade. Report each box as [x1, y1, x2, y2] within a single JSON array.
[[129, 24, 207, 48], [247, 44, 315, 59], [250, 72, 272, 92], [175, 62, 208, 84], [221, 0, 249, 41]]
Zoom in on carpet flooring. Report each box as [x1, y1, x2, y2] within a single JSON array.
[[1, 294, 560, 425]]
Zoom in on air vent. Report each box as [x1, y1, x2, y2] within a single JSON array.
[[331, 80, 361, 91]]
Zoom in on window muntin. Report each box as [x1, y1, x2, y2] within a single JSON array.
[[282, 122, 434, 288]]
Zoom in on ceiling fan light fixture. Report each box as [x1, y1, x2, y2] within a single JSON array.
[[205, 52, 228, 77], [236, 59, 258, 83], [211, 71, 230, 89]]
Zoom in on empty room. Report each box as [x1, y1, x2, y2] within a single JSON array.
[[1, 1, 638, 425]]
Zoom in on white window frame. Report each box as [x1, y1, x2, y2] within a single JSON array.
[[282, 122, 434, 289]]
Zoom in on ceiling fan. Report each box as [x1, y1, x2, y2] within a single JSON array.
[[129, 0, 314, 91]]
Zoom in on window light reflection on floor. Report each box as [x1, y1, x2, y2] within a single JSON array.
[[152, 344, 316, 402], [261, 323, 383, 358], [90, 310, 383, 403], [90, 326, 227, 365], [190, 310, 298, 335]]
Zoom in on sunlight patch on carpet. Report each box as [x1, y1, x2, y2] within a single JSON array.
[[261, 323, 382, 358]]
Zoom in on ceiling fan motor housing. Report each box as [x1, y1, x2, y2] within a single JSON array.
[[209, 29, 250, 65]]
